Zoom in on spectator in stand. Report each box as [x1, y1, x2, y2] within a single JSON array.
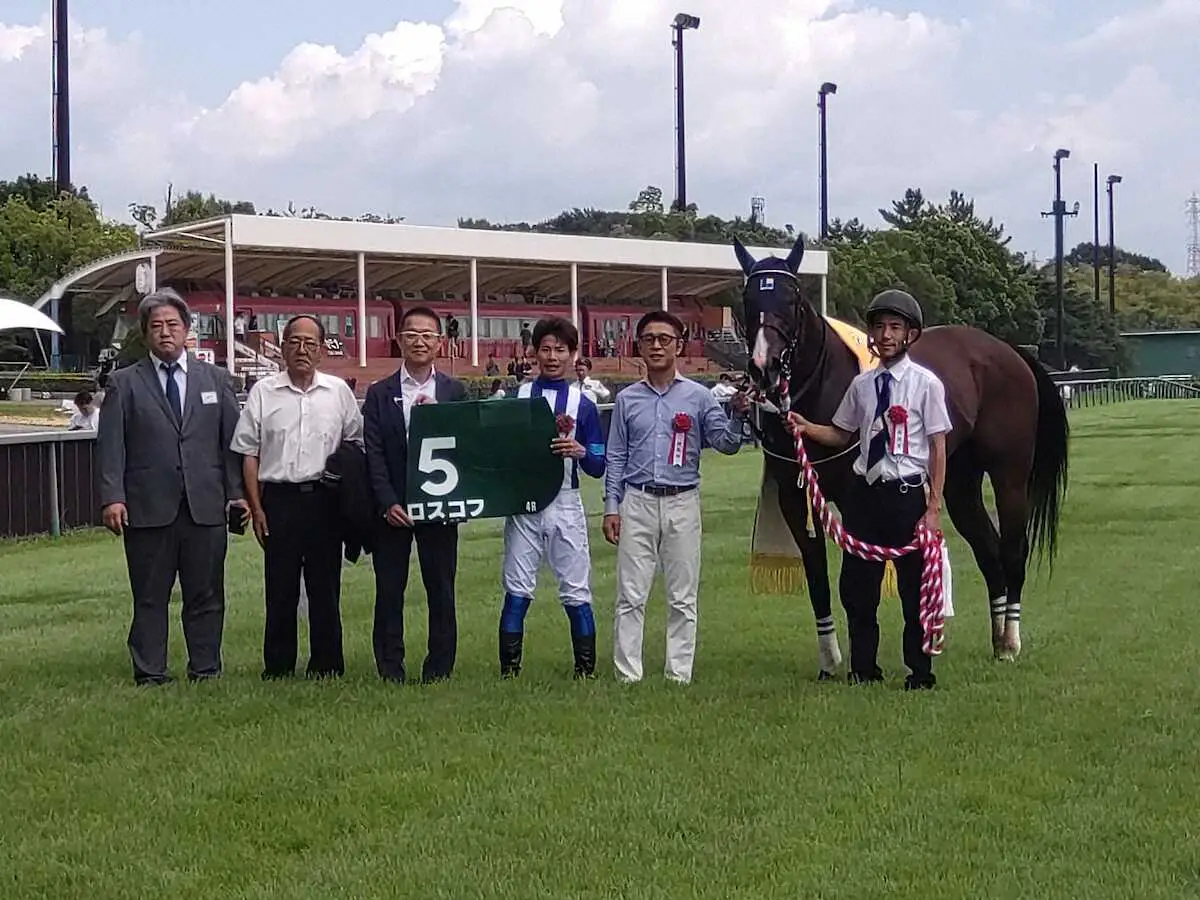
[[485, 354, 500, 377], [489, 379, 506, 399], [520, 322, 533, 352], [710, 373, 737, 404], [446, 315, 461, 359], [574, 358, 610, 404], [68, 390, 100, 431]]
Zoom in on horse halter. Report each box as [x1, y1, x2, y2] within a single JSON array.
[[745, 267, 825, 403]]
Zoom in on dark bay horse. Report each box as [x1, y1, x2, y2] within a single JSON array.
[[734, 235, 1069, 678]]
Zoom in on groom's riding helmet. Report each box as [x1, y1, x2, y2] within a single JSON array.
[[865, 289, 924, 332]]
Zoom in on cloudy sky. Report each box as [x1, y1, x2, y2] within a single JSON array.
[[2, 0, 1197, 273]]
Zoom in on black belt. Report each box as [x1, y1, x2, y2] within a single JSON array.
[[629, 483, 698, 497], [866, 475, 925, 492], [262, 480, 324, 493]]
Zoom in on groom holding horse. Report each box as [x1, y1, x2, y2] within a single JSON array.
[[784, 290, 951, 689]]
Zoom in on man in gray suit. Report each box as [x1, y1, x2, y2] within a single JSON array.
[[97, 289, 245, 685]]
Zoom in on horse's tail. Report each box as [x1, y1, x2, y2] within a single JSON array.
[[1016, 347, 1069, 563]]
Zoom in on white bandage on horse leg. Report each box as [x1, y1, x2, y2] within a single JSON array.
[[816, 616, 841, 672]]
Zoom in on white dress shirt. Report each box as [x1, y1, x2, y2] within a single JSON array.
[[151, 352, 187, 408], [68, 407, 100, 431], [230, 370, 364, 483], [832, 354, 952, 482], [399, 364, 438, 432]]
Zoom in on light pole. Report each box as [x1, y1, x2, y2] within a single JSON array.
[[1092, 163, 1101, 306], [1041, 148, 1078, 371], [818, 82, 837, 241], [1107, 174, 1123, 316], [671, 13, 700, 213]]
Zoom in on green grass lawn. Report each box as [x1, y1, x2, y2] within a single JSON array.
[[2, 401, 1199, 899]]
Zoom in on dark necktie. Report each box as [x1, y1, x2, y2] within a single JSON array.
[[865, 371, 892, 482], [161, 362, 182, 422]]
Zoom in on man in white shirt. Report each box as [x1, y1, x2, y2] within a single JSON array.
[[231, 314, 363, 680], [574, 357, 610, 404], [786, 290, 952, 690], [68, 390, 100, 430]]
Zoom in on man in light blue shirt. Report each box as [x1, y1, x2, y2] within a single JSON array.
[[603, 310, 749, 683]]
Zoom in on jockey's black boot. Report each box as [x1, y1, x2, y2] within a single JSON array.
[[571, 634, 596, 679], [499, 593, 531, 678], [565, 603, 597, 679], [499, 631, 523, 678]]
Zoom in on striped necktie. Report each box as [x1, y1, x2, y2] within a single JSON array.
[[864, 371, 892, 483]]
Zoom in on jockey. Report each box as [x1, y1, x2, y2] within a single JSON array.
[[499, 317, 606, 679], [785, 290, 952, 690]]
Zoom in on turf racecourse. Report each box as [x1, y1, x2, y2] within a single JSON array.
[[2, 402, 1198, 899]]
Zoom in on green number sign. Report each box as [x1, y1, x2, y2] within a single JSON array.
[[405, 398, 565, 522]]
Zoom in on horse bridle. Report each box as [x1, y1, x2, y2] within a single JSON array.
[[745, 268, 829, 407]]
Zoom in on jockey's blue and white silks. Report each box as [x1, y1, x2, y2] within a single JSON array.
[[503, 377, 606, 617], [516, 378, 606, 488]]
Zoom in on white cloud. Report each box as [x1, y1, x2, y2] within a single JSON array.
[[1, 0, 1197, 271]]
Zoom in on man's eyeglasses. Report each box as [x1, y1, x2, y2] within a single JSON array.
[[637, 333, 680, 348], [285, 338, 321, 352], [401, 330, 441, 344]]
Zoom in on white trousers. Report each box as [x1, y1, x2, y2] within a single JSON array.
[[502, 489, 593, 606], [612, 488, 702, 683]]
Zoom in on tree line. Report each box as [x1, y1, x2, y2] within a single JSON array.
[[3, 173, 1198, 370]]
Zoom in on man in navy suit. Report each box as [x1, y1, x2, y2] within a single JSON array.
[[363, 306, 468, 683]]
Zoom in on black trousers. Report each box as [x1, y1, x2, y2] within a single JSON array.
[[839, 475, 932, 683], [261, 482, 345, 678], [371, 523, 459, 682], [123, 500, 227, 684]]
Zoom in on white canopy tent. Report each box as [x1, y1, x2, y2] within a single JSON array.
[[34, 216, 829, 371], [0, 296, 65, 336]]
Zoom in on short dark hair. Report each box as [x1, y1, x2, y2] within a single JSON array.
[[284, 314, 326, 342], [576, 357, 593, 370], [531, 316, 579, 353], [74, 390, 93, 406], [138, 288, 192, 332], [401, 306, 442, 332], [635, 310, 684, 339]]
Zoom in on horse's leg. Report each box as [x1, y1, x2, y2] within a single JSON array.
[[777, 478, 841, 679], [989, 465, 1031, 661], [943, 458, 1009, 656]]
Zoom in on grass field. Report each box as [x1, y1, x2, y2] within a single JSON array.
[[2, 401, 1199, 899]]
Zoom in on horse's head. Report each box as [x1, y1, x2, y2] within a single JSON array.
[[734, 234, 810, 413]]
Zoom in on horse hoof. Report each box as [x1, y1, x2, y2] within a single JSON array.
[[993, 648, 1018, 662], [817, 670, 836, 682]]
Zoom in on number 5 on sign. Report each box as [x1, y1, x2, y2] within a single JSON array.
[[418, 436, 459, 496]]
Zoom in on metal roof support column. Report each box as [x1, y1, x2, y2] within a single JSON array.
[[148, 253, 157, 293], [660, 267, 669, 311], [570, 263, 580, 330], [356, 252, 367, 368], [820, 273, 828, 318], [470, 258, 479, 367], [224, 218, 236, 374]]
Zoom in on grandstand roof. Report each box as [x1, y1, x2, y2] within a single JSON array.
[[34, 214, 827, 309]]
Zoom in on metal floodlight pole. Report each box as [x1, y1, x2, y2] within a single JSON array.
[[53, 0, 71, 194], [818, 82, 837, 241], [1092, 163, 1101, 305], [1107, 174, 1123, 316], [672, 13, 699, 213], [1041, 149, 1077, 371]]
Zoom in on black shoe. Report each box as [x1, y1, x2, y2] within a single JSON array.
[[421, 672, 451, 685], [187, 672, 221, 684], [260, 669, 295, 681], [571, 634, 596, 680], [904, 674, 936, 691], [500, 631, 523, 678], [135, 674, 175, 687], [847, 668, 884, 686]]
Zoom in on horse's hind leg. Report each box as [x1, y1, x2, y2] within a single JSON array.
[[990, 465, 1031, 661], [943, 458, 1009, 657]]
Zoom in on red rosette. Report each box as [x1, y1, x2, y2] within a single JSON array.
[[555, 413, 575, 436], [672, 412, 693, 433], [887, 404, 908, 425]]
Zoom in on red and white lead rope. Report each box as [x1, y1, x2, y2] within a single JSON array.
[[793, 436, 946, 656]]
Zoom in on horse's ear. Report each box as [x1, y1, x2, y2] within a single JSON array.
[[732, 237, 756, 275], [784, 235, 805, 274]]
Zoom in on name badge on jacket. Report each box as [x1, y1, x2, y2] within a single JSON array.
[[201, 391, 218, 405]]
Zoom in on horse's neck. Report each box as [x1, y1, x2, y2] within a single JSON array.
[[790, 316, 858, 420]]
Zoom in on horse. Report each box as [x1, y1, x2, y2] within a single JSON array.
[[733, 235, 1069, 679]]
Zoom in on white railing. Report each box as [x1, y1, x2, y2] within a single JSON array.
[[1060, 375, 1200, 409]]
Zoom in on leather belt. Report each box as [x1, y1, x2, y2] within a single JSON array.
[[629, 483, 698, 497]]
